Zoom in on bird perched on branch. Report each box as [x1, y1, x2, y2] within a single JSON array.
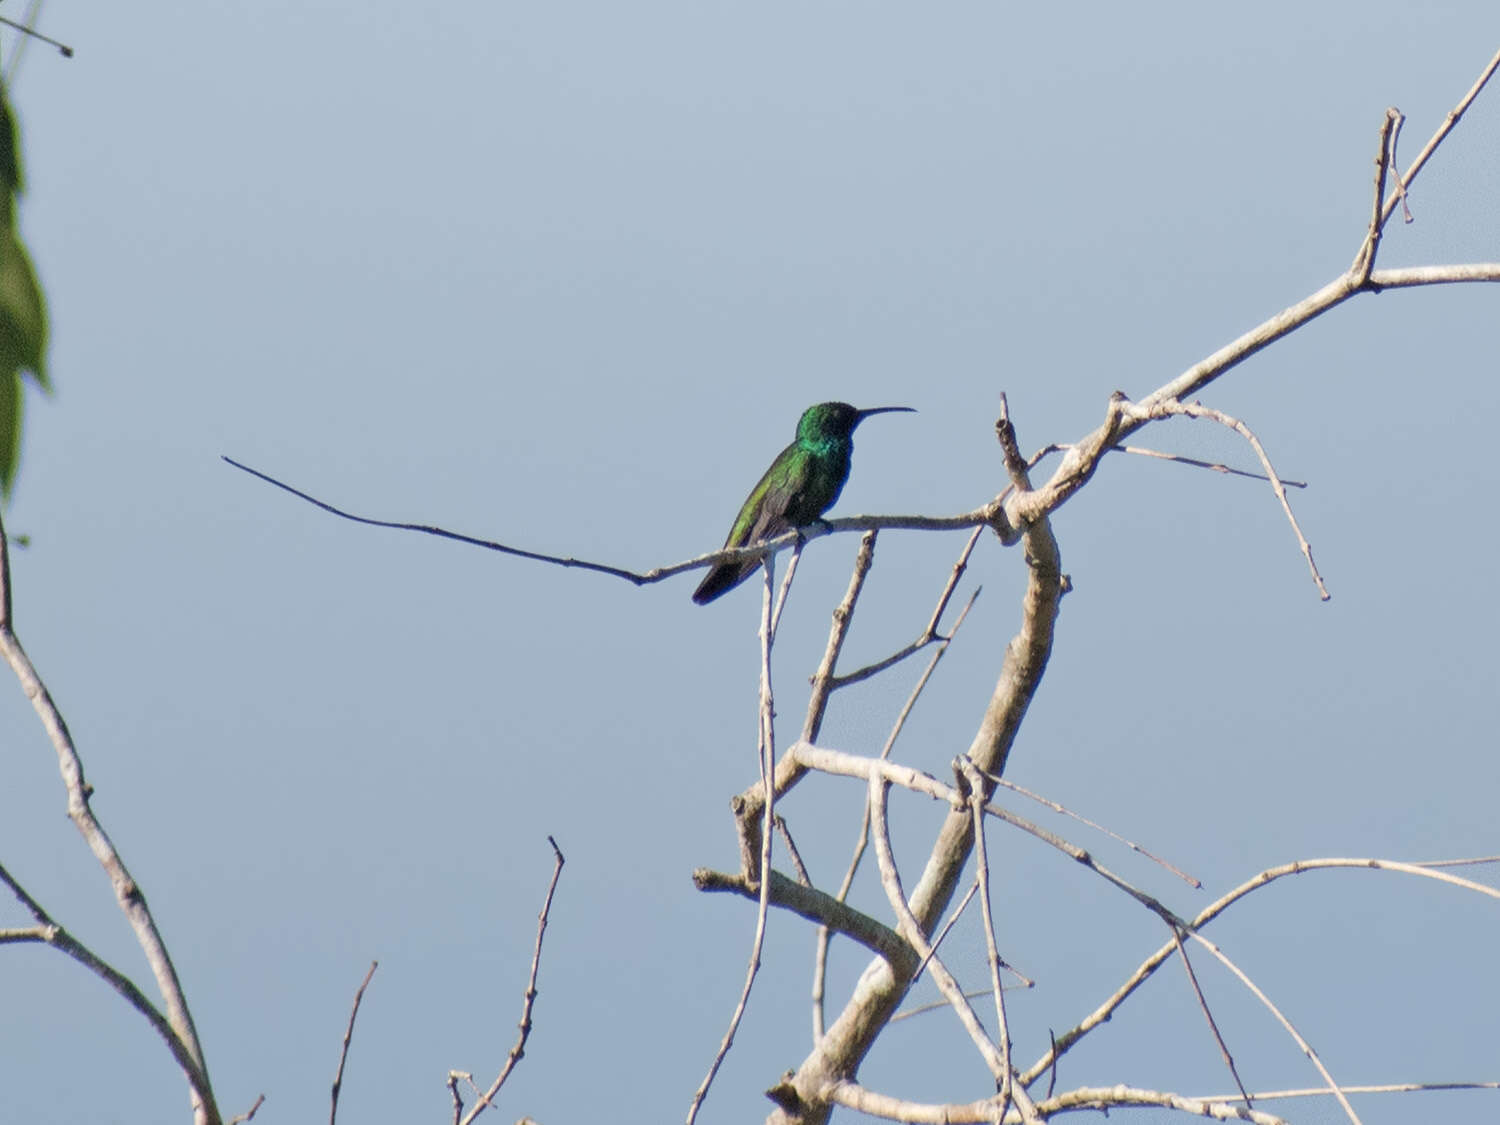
[[692, 401, 915, 605]]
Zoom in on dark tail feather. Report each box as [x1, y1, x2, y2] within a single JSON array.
[[692, 560, 757, 605]]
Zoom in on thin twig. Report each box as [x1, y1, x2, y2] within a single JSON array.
[[982, 772, 1199, 887], [223, 456, 994, 592], [829, 528, 983, 689], [459, 837, 565, 1125], [1170, 928, 1252, 1108], [330, 961, 378, 1125], [447, 1071, 478, 1125], [227, 1095, 265, 1125], [0, 12, 73, 61], [962, 762, 1016, 1120], [686, 564, 779, 1125], [1379, 45, 1500, 227], [891, 988, 1011, 1024], [1351, 108, 1400, 282], [910, 880, 978, 986], [770, 540, 803, 636], [1410, 854, 1500, 868], [1139, 399, 1328, 599], [774, 816, 813, 886], [1207, 1080, 1500, 1101], [803, 531, 878, 744], [1031, 441, 1308, 488]]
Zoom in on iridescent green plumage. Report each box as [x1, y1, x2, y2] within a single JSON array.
[[692, 401, 914, 605]]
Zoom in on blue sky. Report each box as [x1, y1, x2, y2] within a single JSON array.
[[1, 4, 1497, 1124]]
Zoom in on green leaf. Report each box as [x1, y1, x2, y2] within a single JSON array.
[[0, 81, 49, 500], [0, 363, 21, 498]]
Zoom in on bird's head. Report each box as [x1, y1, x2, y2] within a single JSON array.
[[797, 402, 915, 444]]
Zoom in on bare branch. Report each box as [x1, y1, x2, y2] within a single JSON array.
[[459, 837, 565, 1125], [693, 868, 911, 966], [823, 1079, 1289, 1124], [330, 961, 378, 1125], [0, 510, 221, 1125]]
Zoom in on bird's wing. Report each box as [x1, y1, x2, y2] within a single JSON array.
[[742, 446, 813, 546]]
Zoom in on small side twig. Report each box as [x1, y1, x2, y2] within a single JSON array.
[[981, 771, 1199, 887], [1379, 45, 1500, 229], [960, 760, 1017, 1120], [227, 1094, 265, 1125], [330, 961, 378, 1125], [827, 527, 983, 690], [910, 880, 978, 986], [1187, 931, 1361, 1125], [1351, 107, 1401, 282], [1137, 398, 1328, 600], [1030, 440, 1307, 489], [1170, 928, 1251, 1109], [458, 837, 565, 1125]]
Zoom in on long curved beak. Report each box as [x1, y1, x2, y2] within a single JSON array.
[[855, 406, 917, 422]]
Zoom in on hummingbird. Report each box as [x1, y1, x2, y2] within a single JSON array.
[[692, 401, 915, 605]]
